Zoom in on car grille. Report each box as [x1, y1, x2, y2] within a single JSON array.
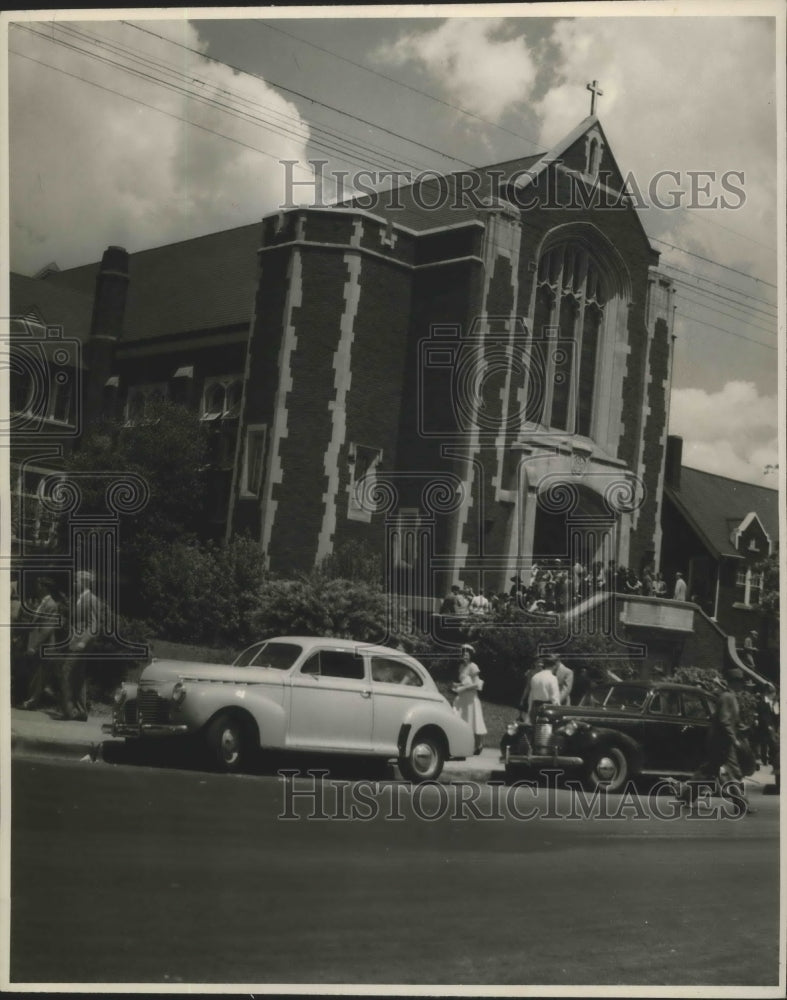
[[533, 722, 554, 754], [138, 689, 170, 725]]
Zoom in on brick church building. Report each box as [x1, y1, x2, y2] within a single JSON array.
[[11, 114, 676, 600]]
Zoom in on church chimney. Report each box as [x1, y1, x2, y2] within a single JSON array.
[[665, 435, 683, 490], [85, 246, 129, 425]]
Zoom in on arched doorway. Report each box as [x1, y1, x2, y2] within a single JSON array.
[[532, 480, 615, 568]]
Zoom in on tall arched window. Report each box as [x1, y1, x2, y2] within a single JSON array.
[[528, 240, 613, 439]]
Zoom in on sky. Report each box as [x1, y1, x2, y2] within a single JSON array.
[[5, 5, 783, 487]]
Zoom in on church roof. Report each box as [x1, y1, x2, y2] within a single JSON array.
[[664, 466, 779, 559], [339, 152, 545, 231], [42, 222, 262, 343], [10, 271, 94, 342]]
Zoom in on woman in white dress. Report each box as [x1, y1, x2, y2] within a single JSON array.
[[452, 644, 487, 755]]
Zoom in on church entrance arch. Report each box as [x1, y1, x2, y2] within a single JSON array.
[[532, 479, 616, 569]]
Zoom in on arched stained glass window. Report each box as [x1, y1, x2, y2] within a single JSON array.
[[529, 242, 611, 438]]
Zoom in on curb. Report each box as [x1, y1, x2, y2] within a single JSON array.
[[11, 733, 122, 761]]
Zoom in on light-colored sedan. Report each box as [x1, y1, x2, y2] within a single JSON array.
[[104, 636, 474, 781]]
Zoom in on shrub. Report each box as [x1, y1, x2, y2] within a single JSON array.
[[139, 536, 267, 646], [252, 573, 391, 643]]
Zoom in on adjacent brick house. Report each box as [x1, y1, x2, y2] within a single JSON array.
[[10, 115, 676, 600]]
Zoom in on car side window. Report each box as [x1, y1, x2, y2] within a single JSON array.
[[300, 650, 365, 680], [649, 691, 681, 716], [682, 693, 711, 720], [371, 656, 423, 686]]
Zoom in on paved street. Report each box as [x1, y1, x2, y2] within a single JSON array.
[[10, 754, 780, 988]]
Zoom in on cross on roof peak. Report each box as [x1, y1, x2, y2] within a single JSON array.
[[586, 80, 603, 115]]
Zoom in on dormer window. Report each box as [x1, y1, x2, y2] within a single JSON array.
[[201, 376, 243, 419]]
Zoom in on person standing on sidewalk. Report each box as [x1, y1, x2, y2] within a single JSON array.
[[452, 644, 487, 755], [527, 656, 561, 724], [61, 571, 100, 722], [22, 578, 65, 710]]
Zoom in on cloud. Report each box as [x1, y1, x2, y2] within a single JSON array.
[[376, 19, 538, 122], [533, 17, 777, 283], [669, 382, 778, 485], [9, 19, 311, 272]]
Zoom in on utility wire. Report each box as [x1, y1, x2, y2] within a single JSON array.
[[659, 260, 777, 309], [670, 278, 777, 320], [122, 20, 479, 169], [652, 237, 777, 288], [676, 290, 776, 338], [675, 309, 777, 350], [255, 19, 545, 153]]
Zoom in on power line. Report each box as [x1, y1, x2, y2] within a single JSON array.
[[15, 22, 782, 315], [122, 20, 478, 170], [669, 277, 777, 320], [674, 309, 777, 350], [652, 236, 777, 288], [675, 290, 777, 338], [255, 19, 545, 154], [680, 206, 777, 252], [661, 261, 777, 310], [15, 23, 429, 182], [55, 21, 435, 176], [9, 48, 324, 176]]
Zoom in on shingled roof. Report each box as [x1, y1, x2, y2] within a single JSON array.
[[43, 222, 262, 343], [10, 271, 94, 343], [665, 466, 779, 559]]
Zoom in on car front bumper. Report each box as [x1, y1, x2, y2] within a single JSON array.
[[102, 722, 190, 738], [506, 753, 585, 768]]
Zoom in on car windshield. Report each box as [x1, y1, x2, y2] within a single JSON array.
[[599, 684, 649, 712], [233, 641, 303, 670]]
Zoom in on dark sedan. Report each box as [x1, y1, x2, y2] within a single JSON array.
[[505, 680, 718, 792]]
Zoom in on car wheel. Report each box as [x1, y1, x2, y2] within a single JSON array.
[[399, 731, 445, 783], [205, 713, 250, 772], [586, 745, 629, 793]]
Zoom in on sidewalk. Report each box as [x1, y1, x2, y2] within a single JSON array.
[[8, 706, 778, 790], [9, 706, 117, 761]]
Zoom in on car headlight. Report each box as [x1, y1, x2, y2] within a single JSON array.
[[172, 680, 187, 705], [506, 722, 520, 736], [113, 685, 127, 707], [559, 720, 579, 736]]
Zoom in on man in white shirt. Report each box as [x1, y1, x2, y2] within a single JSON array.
[[527, 656, 561, 723], [673, 572, 687, 602]]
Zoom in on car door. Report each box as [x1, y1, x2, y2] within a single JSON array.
[[368, 654, 428, 755], [676, 691, 713, 773], [287, 647, 374, 752], [643, 689, 685, 771]]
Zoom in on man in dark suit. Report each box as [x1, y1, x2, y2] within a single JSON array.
[[676, 670, 756, 815]]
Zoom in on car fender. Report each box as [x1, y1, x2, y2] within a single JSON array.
[[398, 701, 475, 759], [580, 725, 644, 774], [171, 682, 288, 748]]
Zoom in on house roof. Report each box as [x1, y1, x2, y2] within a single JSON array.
[[10, 271, 94, 343], [42, 222, 263, 343], [665, 466, 779, 559]]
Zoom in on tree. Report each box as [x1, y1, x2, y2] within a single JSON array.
[[64, 398, 211, 616]]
